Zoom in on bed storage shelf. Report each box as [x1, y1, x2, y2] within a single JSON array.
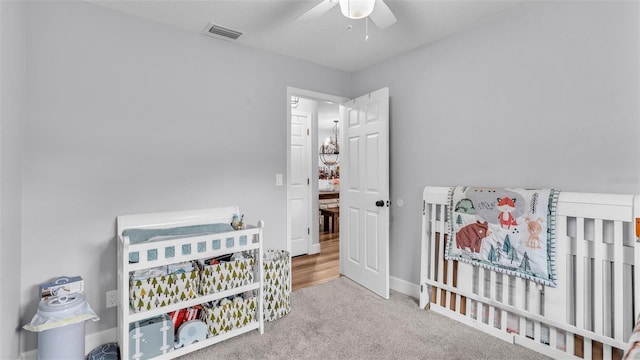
[[117, 207, 264, 360]]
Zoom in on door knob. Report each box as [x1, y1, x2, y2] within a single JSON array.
[[375, 200, 384, 207]]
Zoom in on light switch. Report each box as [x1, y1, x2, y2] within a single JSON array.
[[275, 174, 283, 186]]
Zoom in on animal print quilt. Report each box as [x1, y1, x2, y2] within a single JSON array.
[[446, 186, 560, 287]]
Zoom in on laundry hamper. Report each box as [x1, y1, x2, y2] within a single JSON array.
[[263, 250, 291, 321]]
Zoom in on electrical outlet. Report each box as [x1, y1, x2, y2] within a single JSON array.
[[106, 290, 118, 308]]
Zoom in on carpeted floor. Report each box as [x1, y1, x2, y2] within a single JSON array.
[[180, 277, 549, 359]]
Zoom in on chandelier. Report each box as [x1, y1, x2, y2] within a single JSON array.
[[320, 120, 340, 167]]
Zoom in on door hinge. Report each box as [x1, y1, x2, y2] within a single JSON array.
[[307, 128, 310, 136], [307, 178, 310, 185], [420, 284, 423, 293], [308, 227, 310, 235]]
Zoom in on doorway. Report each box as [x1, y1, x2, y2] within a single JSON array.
[[287, 88, 346, 290], [287, 87, 391, 297]]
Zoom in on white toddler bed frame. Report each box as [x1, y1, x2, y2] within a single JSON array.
[[420, 186, 640, 359]]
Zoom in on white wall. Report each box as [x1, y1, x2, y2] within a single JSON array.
[[20, 1, 350, 352], [1, 0, 27, 358], [351, 1, 640, 284]]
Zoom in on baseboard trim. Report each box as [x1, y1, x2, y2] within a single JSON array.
[[21, 327, 117, 360], [309, 243, 321, 255], [389, 276, 420, 299]]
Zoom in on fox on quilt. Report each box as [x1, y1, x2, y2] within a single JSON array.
[[446, 186, 560, 287]]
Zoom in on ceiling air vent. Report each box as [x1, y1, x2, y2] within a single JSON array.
[[203, 23, 242, 40]]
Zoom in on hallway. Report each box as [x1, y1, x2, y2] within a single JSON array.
[[291, 230, 339, 291]]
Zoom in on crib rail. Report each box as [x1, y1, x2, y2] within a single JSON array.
[[419, 186, 640, 360]]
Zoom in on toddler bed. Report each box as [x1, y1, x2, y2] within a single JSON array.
[[117, 206, 264, 359], [420, 186, 640, 360]]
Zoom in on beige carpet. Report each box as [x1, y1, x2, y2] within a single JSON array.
[[180, 276, 549, 359]]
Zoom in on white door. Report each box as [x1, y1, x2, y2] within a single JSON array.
[[290, 110, 312, 256], [340, 87, 390, 299]]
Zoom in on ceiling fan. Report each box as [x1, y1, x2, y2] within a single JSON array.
[[296, 0, 397, 29]]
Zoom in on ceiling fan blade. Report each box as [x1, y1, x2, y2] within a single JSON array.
[[295, 0, 339, 23], [369, 0, 397, 29]]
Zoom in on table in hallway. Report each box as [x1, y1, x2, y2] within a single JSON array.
[[320, 207, 339, 233]]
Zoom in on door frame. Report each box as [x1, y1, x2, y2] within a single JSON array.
[[286, 87, 348, 257]]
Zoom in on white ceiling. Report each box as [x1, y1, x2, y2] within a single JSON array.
[[89, 0, 536, 72]]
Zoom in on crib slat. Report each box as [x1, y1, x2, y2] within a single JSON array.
[[445, 260, 454, 310], [604, 237, 614, 342], [434, 243, 443, 306], [552, 215, 571, 355], [624, 260, 633, 343], [419, 201, 429, 309], [461, 265, 475, 296], [603, 344, 612, 360], [583, 338, 593, 359], [530, 283, 542, 343], [469, 299, 477, 322], [488, 270, 497, 327], [636, 237, 640, 341], [427, 204, 444, 307], [458, 262, 474, 319], [533, 321, 541, 345], [546, 216, 568, 322], [466, 267, 476, 320], [593, 219, 604, 336], [549, 327, 557, 350], [575, 217, 585, 330], [443, 205, 456, 310], [441, 214, 451, 309], [500, 274, 508, 331], [477, 268, 486, 323], [530, 283, 541, 315], [515, 277, 527, 336], [635, 196, 640, 325], [613, 221, 624, 342], [428, 204, 437, 286], [566, 330, 575, 357]]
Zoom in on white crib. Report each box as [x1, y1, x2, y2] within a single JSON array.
[[420, 186, 640, 359]]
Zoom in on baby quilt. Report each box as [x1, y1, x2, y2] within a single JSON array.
[[446, 186, 560, 287]]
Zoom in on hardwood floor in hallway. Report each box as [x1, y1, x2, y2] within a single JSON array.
[[291, 230, 340, 291]]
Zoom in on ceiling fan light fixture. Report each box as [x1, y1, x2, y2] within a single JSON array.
[[338, 0, 375, 20]]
